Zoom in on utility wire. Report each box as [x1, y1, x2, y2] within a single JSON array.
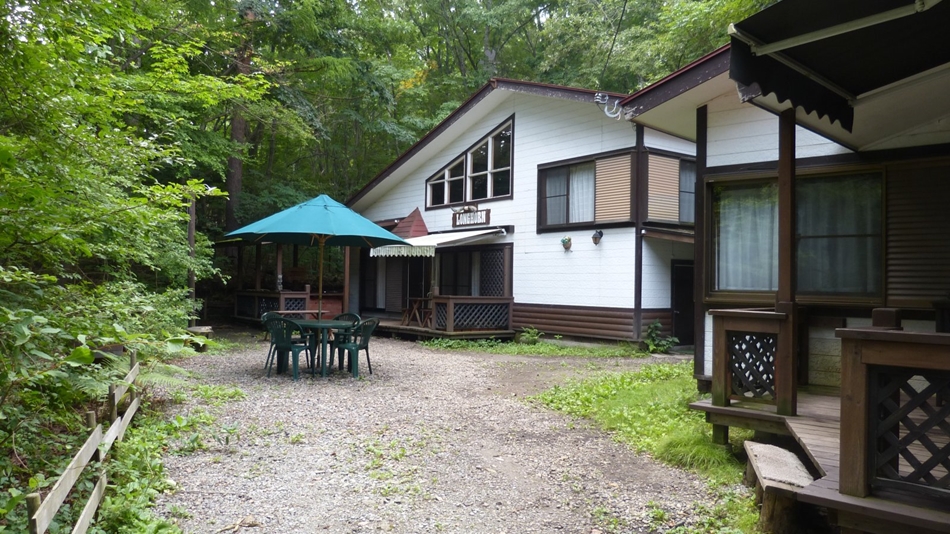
[[599, 0, 629, 87]]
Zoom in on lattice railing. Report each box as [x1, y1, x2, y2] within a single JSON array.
[[869, 366, 950, 499], [480, 249, 505, 297], [436, 303, 509, 330], [433, 296, 513, 332], [727, 331, 777, 402]]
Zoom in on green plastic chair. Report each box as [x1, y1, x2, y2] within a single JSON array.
[[263, 317, 312, 380], [335, 317, 379, 378], [330, 312, 361, 370], [261, 312, 283, 368]]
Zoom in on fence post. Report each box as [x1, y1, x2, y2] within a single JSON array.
[[26, 493, 40, 534], [128, 351, 137, 404], [108, 384, 117, 424], [86, 411, 99, 463]]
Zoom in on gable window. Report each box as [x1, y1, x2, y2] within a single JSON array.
[[540, 162, 595, 227], [427, 121, 512, 207]]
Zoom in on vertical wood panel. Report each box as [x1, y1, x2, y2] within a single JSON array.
[[595, 154, 632, 222], [839, 337, 870, 497], [647, 154, 680, 221], [385, 259, 403, 313], [886, 164, 950, 308]]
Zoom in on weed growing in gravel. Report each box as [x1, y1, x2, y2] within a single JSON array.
[[193, 384, 247, 406], [591, 505, 626, 533], [419, 338, 648, 358], [532, 361, 758, 532]]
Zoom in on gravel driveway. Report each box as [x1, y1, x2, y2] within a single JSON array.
[[154, 330, 716, 533]]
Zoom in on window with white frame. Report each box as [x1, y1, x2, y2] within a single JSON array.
[[427, 121, 512, 207], [540, 161, 596, 227]]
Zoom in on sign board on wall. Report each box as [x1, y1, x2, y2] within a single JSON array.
[[452, 209, 490, 227]]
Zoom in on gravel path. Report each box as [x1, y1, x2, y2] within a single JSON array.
[[154, 330, 717, 533]]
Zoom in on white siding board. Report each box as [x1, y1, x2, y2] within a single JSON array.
[[359, 91, 657, 309], [704, 312, 713, 376], [707, 91, 852, 168]]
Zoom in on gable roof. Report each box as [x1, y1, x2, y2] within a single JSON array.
[[729, 0, 950, 151], [391, 207, 429, 238], [346, 79, 627, 210]]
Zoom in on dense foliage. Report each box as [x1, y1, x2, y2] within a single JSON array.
[[0, 0, 771, 529]]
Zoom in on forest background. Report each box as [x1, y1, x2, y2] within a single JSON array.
[[0, 0, 769, 530]]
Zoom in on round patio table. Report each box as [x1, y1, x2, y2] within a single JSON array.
[[294, 319, 359, 377]]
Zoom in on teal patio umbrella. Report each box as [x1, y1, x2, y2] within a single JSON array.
[[226, 195, 407, 315]]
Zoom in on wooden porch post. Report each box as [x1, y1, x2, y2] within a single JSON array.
[[839, 336, 869, 497], [694, 105, 708, 378], [776, 108, 798, 417], [343, 247, 351, 313], [711, 313, 729, 444], [255, 243, 263, 290]]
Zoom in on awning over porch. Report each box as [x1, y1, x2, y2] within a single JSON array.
[[369, 227, 506, 258], [728, 0, 950, 151]]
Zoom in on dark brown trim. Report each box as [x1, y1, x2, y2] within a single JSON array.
[[536, 147, 636, 170], [777, 108, 796, 303], [705, 143, 950, 178], [641, 228, 693, 244], [492, 78, 627, 102], [620, 45, 731, 114], [535, 220, 636, 234], [512, 302, 637, 341], [643, 146, 697, 162], [634, 124, 648, 339], [694, 105, 708, 377]]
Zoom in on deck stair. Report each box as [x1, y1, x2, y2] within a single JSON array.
[[692, 392, 950, 533]]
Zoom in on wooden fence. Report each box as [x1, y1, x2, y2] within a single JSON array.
[[26, 351, 141, 534]]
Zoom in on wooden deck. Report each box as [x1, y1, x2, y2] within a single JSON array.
[[691, 392, 950, 533], [375, 318, 515, 341]]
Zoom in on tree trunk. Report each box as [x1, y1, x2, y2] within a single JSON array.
[[225, 16, 254, 231]]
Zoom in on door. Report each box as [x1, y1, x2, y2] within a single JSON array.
[[671, 260, 695, 345]]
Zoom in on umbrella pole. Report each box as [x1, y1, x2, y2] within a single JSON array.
[[318, 237, 325, 318]]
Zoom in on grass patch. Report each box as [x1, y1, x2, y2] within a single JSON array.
[[533, 361, 758, 532], [419, 337, 648, 358]]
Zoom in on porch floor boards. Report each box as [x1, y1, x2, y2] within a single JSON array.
[[691, 392, 950, 533]]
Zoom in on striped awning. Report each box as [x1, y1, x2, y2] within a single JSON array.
[[370, 228, 505, 258]]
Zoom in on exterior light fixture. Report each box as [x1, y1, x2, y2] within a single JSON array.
[[591, 230, 603, 245]]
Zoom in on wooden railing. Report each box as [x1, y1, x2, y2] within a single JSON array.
[[25, 352, 141, 534], [235, 285, 310, 321], [433, 296, 513, 332], [710, 308, 795, 442], [837, 328, 950, 502]]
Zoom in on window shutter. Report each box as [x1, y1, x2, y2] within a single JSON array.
[[647, 154, 680, 222], [594, 154, 631, 222], [886, 164, 950, 308]]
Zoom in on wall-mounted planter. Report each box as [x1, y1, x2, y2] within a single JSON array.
[[561, 236, 572, 251]]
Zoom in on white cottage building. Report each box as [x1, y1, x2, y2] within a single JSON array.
[[345, 79, 697, 342]]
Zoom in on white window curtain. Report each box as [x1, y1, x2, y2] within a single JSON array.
[[796, 174, 881, 295], [679, 161, 696, 223], [715, 182, 778, 291], [569, 163, 595, 223]]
